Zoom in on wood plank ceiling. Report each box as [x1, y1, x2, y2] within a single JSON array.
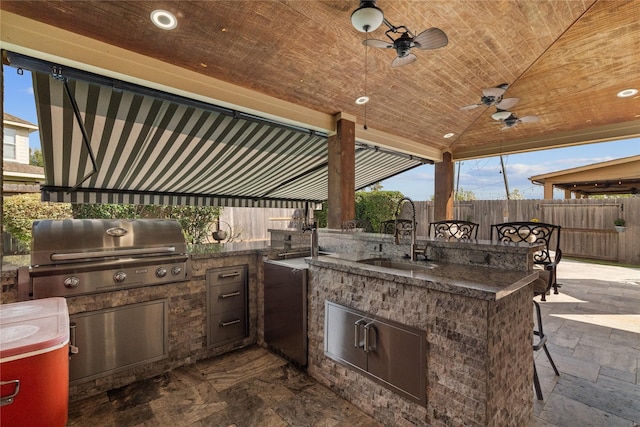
[[1, 0, 639, 162]]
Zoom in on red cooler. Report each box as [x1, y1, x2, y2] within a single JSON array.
[[0, 297, 70, 427]]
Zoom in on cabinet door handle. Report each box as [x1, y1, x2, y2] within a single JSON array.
[[0, 380, 20, 407], [354, 319, 366, 349], [220, 319, 241, 327], [69, 322, 79, 358], [220, 291, 240, 299], [364, 321, 377, 353], [220, 272, 241, 279]]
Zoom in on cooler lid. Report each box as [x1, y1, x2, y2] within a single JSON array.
[[0, 297, 70, 361]]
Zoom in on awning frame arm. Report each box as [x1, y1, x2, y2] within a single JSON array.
[[53, 66, 98, 192]]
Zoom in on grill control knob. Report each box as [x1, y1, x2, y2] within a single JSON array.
[[171, 266, 182, 276], [113, 272, 127, 283], [156, 267, 168, 278], [64, 276, 80, 289]]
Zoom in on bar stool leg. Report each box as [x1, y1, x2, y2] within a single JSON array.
[[533, 300, 560, 400]]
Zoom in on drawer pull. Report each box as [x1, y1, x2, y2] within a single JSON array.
[[220, 291, 240, 299], [0, 380, 20, 407], [220, 272, 241, 279], [220, 319, 241, 327]]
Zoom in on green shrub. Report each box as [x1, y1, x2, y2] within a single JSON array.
[[73, 203, 222, 244], [2, 194, 72, 248], [355, 190, 405, 233]]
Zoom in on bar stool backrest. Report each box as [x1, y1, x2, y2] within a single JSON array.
[[491, 221, 561, 266], [429, 220, 479, 241]]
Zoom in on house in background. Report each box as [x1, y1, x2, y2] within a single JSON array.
[[3, 112, 44, 195]]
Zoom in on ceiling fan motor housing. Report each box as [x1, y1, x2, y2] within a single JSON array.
[[395, 34, 413, 57]]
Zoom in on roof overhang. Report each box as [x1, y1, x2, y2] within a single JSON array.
[[529, 155, 640, 196]]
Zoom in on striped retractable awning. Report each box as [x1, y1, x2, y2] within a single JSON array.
[[31, 68, 426, 208]]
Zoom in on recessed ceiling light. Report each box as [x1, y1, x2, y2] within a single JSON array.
[[355, 96, 370, 105], [150, 10, 177, 30], [617, 88, 638, 98], [443, 133, 455, 138]]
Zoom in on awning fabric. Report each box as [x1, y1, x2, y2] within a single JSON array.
[[30, 67, 425, 208]]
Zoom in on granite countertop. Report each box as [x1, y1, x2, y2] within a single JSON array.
[[188, 241, 272, 258], [306, 253, 538, 301]]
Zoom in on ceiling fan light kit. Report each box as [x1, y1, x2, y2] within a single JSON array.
[[492, 110, 512, 121], [351, 0, 384, 32], [352, 1, 448, 67]]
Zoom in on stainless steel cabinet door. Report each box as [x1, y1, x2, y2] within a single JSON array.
[[366, 320, 425, 402], [324, 302, 367, 371], [69, 299, 168, 384]]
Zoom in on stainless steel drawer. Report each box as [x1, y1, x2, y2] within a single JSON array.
[[209, 281, 246, 314], [208, 309, 247, 346], [207, 266, 246, 286]]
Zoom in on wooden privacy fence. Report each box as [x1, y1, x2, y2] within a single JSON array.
[[408, 198, 639, 265], [222, 198, 639, 264]]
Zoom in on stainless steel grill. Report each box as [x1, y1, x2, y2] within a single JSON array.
[[19, 219, 190, 300]]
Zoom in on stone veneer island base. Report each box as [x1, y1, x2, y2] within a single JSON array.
[[306, 255, 537, 427]]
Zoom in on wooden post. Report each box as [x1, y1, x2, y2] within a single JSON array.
[[434, 151, 453, 221], [327, 116, 355, 229], [544, 182, 554, 199]]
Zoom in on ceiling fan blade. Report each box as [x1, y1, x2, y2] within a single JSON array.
[[482, 87, 506, 98], [519, 115, 540, 123], [460, 104, 481, 110], [413, 28, 448, 50], [363, 39, 394, 49], [495, 97, 519, 110], [391, 53, 417, 68]]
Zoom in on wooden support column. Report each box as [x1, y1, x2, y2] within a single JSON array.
[[564, 189, 572, 199], [327, 116, 355, 229], [544, 182, 554, 199], [434, 151, 453, 221]]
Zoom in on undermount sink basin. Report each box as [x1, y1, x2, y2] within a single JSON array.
[[357, 258, 436, 272]]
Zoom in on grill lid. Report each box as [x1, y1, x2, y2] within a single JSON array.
[[31, 219, 187, 266]]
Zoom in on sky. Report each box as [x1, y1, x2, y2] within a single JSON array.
[[4, 66, 639, 201]]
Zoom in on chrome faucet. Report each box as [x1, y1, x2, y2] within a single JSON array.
[[305, 220, 319, 257], [301, 202, 319, 257], [394, 197, 417, 261]]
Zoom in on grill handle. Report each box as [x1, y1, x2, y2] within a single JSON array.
[[51, 246, 176, 262]]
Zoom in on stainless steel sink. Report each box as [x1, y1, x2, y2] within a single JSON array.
[[357, 258, 436, 272]]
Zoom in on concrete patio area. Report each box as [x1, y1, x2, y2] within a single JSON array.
[[530, 259, 640, 426]]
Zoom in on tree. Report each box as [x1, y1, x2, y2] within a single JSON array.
[[29, 148, 44, 167], [509, 189, 524, 200], [455, 188, 477, 201]]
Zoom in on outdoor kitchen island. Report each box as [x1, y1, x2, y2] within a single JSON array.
[[305, 252, 538, 427]]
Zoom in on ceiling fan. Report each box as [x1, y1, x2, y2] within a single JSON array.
[[460, 84, 520, 111], [362, 24, 448, 68], [350, 1, 448, 68], [493, 112, 540, 130]]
